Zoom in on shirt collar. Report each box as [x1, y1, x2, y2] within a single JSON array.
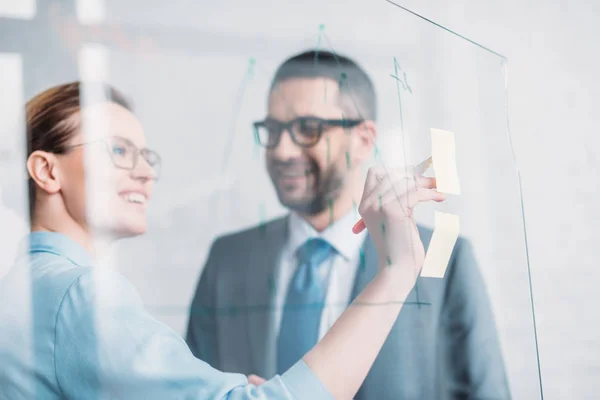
[[288, 209, 367, 261], [17, 231, 95, 267]]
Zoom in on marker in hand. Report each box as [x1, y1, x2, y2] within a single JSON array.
[[352, 157, 433, 234]]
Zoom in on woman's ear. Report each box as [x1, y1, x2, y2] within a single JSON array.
[[26, 151, 61, 196], [349, 120, 377, 166]]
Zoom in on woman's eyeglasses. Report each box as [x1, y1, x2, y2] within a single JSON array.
[[64, 136, 162, 180], [253, 116, 364, 149]]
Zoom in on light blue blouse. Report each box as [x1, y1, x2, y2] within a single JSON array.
[[0, 232, 332, 399]]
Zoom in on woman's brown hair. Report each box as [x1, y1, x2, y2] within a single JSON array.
[[25, 81, 132, 217]]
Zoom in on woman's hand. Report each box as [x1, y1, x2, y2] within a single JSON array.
[[247, 374, 266, 386], [357, 165, 445, 276], [301, 163, 444, 399]]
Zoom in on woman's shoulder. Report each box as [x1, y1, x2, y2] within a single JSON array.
[[28, 251, 94, 301], [58, 266, 143, 310], [27, 253, 140, 317]]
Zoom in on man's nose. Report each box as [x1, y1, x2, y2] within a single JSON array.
[[271, 129, 303, 159]]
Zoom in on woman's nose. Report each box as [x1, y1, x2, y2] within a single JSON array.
[[131, 156, 157, 182]]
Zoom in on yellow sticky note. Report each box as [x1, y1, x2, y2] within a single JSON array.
[[421, 211, 460, 278], [430, 128, 461, 195]]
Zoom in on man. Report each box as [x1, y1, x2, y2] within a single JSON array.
[[187, 50, 510, 399]]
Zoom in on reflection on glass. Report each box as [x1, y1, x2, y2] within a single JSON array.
[[0, 1, 542, 399]]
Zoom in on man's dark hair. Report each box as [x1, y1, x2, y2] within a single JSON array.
[[270, 50, 377, 121]]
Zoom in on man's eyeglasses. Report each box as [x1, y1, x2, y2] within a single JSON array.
[[64, 136, 162, 180], [253, 116, 364, 149]]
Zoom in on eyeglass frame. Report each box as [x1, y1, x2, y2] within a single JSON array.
[[62, 135, 162, 180], [253, 116, 364, 149]]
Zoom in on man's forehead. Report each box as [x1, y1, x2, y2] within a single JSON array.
[[268, 77, 344, 117]]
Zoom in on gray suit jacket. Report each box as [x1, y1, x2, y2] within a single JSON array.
[[186, 216, 510, 399]]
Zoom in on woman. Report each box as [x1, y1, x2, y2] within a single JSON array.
[[0, 81, 445, 399]]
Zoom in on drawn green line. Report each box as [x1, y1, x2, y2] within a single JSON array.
[[151, 299, 433, 317], [328, 198, 334, 226], [315, 24, 327, 102], [219, 56, 257, 174], [338, 72, 347, 90], [359, 248, 366, 271], [253, 126, 260, 145], [248, 57, 256, 78]]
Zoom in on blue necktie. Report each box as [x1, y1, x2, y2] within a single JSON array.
[[277, 238, 335, 374]]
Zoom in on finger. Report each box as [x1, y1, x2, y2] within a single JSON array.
[[415, 157, 432, 175], [416, 176, 437, 189], [386, 174, 435, 193], [363, 166, 416, 202], [361, 175, 414, 214], [376, 185, 412, 211], [418, 188, 446, 203], [361, 188, 405, 215], [376, 185, 446, 211], [362, 167, 386, 200], [363, 172, 394, 202], [361, 166, 432, 213], [363, 167, 382, 198]]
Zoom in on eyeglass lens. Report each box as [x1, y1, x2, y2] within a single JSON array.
[[256, 118, 323, 148], [107, 137, 161, 178]]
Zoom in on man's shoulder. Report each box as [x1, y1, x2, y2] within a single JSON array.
[[208, 215, 288, 253], [416, 224, 434, 242], [199, 216, 288, 283]]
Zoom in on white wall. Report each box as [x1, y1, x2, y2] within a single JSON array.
[[391, 1, 600, 398]]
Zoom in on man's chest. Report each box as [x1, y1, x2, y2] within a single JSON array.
[[274, 250, 361, 339]]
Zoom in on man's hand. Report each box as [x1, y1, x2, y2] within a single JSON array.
[[247, 374, 266, 386]]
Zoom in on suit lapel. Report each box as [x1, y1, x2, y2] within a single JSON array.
[[245, 216, 288, 378]]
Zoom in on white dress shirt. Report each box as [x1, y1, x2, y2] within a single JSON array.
[[273, 210, 367, 340]]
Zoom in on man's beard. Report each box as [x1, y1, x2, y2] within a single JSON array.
[[269, 159, 345, 216]]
